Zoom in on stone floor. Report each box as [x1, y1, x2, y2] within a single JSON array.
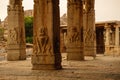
[[0, 53, 120, 80]]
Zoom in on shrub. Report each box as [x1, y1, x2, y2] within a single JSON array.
[[24, 16, 33, 43]]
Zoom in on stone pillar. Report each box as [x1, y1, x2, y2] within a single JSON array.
[[67, 0, 84, 60], [114, 24, 120, 56], [83, 0, 96, 58], [60, 29, 64, 52], [7, 0, 26, 60], [31, 0, 62, 70], [104, 24, 111, 55]]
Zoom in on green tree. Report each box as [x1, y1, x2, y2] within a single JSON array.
[[24, 16, 33, 43]]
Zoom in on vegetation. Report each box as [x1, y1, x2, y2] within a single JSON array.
[[24, 16, 33, 43]]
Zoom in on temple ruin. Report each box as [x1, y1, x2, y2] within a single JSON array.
[[7, 0, 96, 70]]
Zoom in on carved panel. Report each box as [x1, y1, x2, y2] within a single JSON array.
[[8, 28, 18, 44], [84, 28, 95, 43], [10, 0, 22, 5], [68, 27, 80, 43], [83, 0, 95, 13], [34, 27, 52, 55]]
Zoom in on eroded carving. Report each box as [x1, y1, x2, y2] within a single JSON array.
[[9, 28, 18, 44], [84, 28, 95, 43], [10, 0, 21, 5], [68, 27, 80, 43], [83, 0, 95, 13], [34, 27, 52, 55]]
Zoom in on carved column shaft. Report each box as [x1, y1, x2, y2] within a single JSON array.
[[115, 24, 119, 46], [105, 24, 111, 46], [114, 24, 120, 56], [83, 0, 96, 57], [104, 24, 111, 55], [7, 0, 26, 60], [67, 0, 84, 60], [32, 0, 62, 70]]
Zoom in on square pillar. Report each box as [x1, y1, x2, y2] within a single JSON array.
[[83, 0, 96, 58], [104, 24, 111, 55], [31, 0, 62, 70], [114, 24, 120, 56], [7, 0, 26, 61], [66, 0, 84, 60]]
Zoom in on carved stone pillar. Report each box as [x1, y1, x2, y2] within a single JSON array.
[[31, 0, 62, 70], [67, 0, 84, 60], [114, 24, 120, 56], [104, 24, 111, 55], [83, 0, 96, 58], [7, 0, 26, 60], [60, 29, 65, 53]]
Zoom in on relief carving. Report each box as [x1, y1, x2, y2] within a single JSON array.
[[83, 0, 94, 13], [68, 0, 80, 3], [68, 27, 80, 43], [84, 28, 95, 43], [10, 0, 21, 5], [9, 28, 18, 44], [35, 27, 52, 55]]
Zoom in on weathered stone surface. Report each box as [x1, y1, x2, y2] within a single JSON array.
[[66, 0, 84, 60], [31, 0, 62, 70], [7, 0, 26, 61], [83, 0, 96, 58]]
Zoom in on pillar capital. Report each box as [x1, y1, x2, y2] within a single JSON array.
[[83, 0, 95, 13], [68, 0, 82, 5], [114, 23, 120, 28], [9, 0, 22, 5], [104, 23, 111, 29]]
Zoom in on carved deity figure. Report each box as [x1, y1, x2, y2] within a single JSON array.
[[9, 28, 18, 44], [36, 27, 52, 55]]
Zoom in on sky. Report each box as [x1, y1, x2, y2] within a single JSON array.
[[0, 0, 120, 22]]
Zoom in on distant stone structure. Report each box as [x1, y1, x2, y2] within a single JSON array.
[[24, 10, 33, 17], [96, 21, 120, 56], [60, 21, 120, 57]]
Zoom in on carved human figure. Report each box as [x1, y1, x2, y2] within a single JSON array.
[[9, 28, 18, 44], [37, 27, 52, 54]]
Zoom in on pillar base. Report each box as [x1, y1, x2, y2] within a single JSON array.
[[67, 46, 84, 61], [67, 52, 84, 60], [32, 64, 55, 70], [31, 54, 62, 70], [104, 46, 113, 56], [84, 45, 96, 58], [7, 50, 26, 61], [113, 46, 120, 56]]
